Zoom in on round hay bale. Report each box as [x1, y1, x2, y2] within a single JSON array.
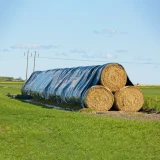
[[84, 85, 114, 111], [100, 63, 127, 92], [114, 86, 144, 112]]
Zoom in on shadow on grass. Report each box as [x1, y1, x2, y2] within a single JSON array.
[[6, 93, 160, 114], [6, 93, 81, 112]]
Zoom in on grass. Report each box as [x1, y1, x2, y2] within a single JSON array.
[[139, 85, 160, 97], [138, 86, 160, 111], [0, 83, 160, 160], [0, 82, 24, 84]]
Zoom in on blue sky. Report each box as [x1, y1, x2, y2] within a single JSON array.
[[0, 0, 160, 84]]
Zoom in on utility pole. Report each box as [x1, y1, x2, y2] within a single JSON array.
[[33, 51, 36, 72], [33, 51, 39, 72], [24, 49, 30, 81]]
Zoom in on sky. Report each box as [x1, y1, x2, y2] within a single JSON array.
[[0, 0, 160, 84]]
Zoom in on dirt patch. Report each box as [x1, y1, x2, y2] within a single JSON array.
[[80, 109, 160, 121]]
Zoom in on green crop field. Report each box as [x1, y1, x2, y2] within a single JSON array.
[[0, 82, 160, 160]]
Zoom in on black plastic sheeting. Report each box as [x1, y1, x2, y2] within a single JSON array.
[[21, 63, 133, 108]]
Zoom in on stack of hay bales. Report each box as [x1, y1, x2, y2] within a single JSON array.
[[21, 63, 144, 112], [84, 63, 144, 112]]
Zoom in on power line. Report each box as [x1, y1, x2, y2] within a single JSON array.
[[1, 53, 159, 65], [1, 54, 159, 65], [37, 56, 160, 65]]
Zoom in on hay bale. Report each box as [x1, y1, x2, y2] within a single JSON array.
[[100, 63, 127, 92], [114, 86, 144, 112], [84, 85, 114, 111]]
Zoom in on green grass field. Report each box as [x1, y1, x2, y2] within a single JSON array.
[[138, 86, 160, 111], [0, 83, 160, 160]]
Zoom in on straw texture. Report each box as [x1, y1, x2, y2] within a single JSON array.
[[114, 86, 144, 112], [84, 85, 114, 111], [100, 63, 127, 92]]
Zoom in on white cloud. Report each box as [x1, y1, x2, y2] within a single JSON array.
[[135, 56, 152, 61], [120, 31, 128, 34], [100, 53, 117, 59], [70, 48, 87, 54], [93, 29, 117, 35], [10, 44, 59, 50], [0, 49, 9, 52], [115, 49, 129, 53], [103, 29, 117, 34], [70, 48, 96, 59], [55, 52, 67, 57], [93, 30, 99, 34], [82, 53, 95, 58], [93, 29, 128, 37]]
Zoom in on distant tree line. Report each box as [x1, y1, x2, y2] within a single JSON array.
[[0, 76, 24, 82]]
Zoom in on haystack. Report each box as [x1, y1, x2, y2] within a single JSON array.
[[21, 63, 135, 111], [114, 86, 144, 112], [84, 85, 114, 111], [100, 63, 127, 92]]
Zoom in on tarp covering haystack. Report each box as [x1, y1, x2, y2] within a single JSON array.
[[21, 63, 144, 111]]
